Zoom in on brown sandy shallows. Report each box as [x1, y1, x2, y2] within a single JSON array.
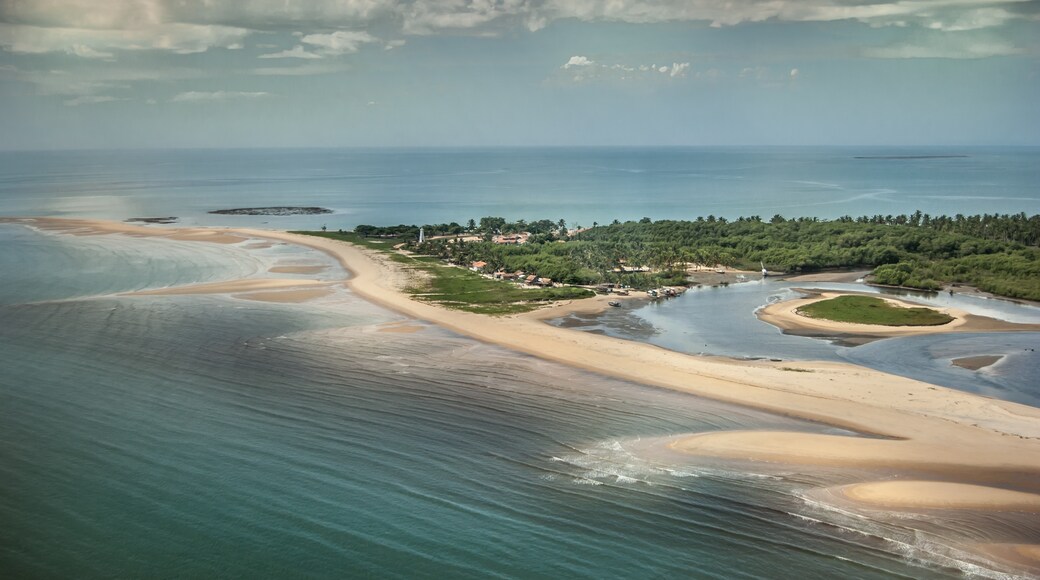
[[952, 355, 1003, 371], [12, 218, 1040, 539], [123, 278, 330, 297], [758, 290, 1040, 338], [233, 288, 334, 303], [268, 265, 329, 274]]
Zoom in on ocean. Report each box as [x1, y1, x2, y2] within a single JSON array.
[[2, 147, 1039, 578]]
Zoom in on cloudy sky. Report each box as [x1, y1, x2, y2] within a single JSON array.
[[1, 0, 1037, 149]]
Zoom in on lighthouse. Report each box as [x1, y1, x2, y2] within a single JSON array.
[[418, 227, 425, 243]]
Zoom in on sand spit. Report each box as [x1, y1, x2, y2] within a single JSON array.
[[758, 289, 1040, 338]]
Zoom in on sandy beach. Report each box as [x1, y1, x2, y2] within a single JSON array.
[[11, 217, 1040, 545]]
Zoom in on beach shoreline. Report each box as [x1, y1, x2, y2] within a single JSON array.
[[7, 217, 1040, 571]]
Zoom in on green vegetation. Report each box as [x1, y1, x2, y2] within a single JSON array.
[[292, 230, 594, 315], [797, 295, 954, 326], [302, 212, 1040, 301], [409, 259, 593, 315], [390, 211, 1039, 299]]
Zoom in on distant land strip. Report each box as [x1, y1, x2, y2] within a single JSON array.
[[209, 207, 333, 216], [853, 155, 969, 160]]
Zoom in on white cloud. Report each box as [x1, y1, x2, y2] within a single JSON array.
[[68, 44, 115, 59], [258, 45, 322, 59], [864, 40, 1023, 58], [171, 90, 271, 102], [0, 22, 250, 57], [563, 55, 595, 68], [556, 56, 692, 82], [790, 67, 800, 78], [252, 63, 352, 75], [398, 0, 525, 35], [64, 95, 121, 106], [301, 30, 378, 55], [533, 0, 1034, 31]]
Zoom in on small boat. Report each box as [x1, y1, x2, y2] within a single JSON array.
[[608, 300, 621, 307]]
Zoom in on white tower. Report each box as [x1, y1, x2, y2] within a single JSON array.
[[418, 227, 425, 243]]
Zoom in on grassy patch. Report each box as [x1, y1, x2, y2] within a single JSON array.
[[293, 231, 594, 315], [797, 295, 953, 326]]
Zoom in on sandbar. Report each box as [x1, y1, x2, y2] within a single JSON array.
[[758, 290, 1040, 338], [783, 270, 869, 283], [123, 278, 330, 297], [952, 355, 1004, 371], [233, 287, 334, 303], [837, 481, 1040, 512]]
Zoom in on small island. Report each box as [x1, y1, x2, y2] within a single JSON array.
[[209, 207, 333, 216], [125, 216, 178, 224], [796, 295, 954, 326]]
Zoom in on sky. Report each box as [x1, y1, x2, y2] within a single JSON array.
[[0, 0, 1038, 149]]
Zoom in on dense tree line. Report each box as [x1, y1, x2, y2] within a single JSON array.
[[356, 212, 1039, 299]]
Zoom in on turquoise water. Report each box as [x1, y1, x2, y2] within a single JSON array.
[[2, 148, 1039, 577], [1, 147, 1037, 229]]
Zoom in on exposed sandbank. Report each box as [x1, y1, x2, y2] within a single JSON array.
[[123, 278, 331, 297], [233, 287, 335, 303], [952, 355, 1004, 371], [783, 270, 870, 283], [837, 481, 1040, 511]]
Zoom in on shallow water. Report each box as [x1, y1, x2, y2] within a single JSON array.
[[2, 226, 1031, 578], [552, 280, 1040, 408]]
